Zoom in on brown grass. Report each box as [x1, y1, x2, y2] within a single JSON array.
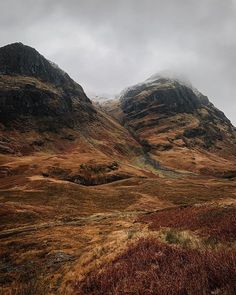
[[74, 238, 236, 295], [1, 141, 236, 294], [139, 205, 236, 242]]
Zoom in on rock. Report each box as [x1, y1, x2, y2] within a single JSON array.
[[118, 75, 236, 153], [61, 134, 76, 141], [45, 252, 75, 270], [32, 139, 44, 146], [0, 143, 14, 154], [183, 128, 206, 138], [103, 74, 236, 175], [0, 43, 97, 130]]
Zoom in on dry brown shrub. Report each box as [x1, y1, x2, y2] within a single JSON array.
[[74, 238, 236, 295], [139, 206, 236, 242]]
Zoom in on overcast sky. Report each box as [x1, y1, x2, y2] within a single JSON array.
[[0, 0, 235, 125]]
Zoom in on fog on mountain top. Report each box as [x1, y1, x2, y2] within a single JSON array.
[[0, 0, 235, 125]]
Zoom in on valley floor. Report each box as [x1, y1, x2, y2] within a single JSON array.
[[0, 154, 236, 294]]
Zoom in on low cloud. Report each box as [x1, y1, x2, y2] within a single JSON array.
[[0, 0, 235, 124]]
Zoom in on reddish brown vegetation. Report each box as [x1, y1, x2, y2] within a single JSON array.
[[75, 238, 236, 295], [44, 161, 132, 186], [139, 205, 236, 242]]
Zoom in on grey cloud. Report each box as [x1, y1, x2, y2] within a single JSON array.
[[0, 0, 235, 124]]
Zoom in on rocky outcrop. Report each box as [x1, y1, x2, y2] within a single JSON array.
[[0, 43, 96, 130], [0, 42, 87, 95], [0, 43, 142, 160], [42, 161, 132, 186], [104, 75, 236, 175], [119, 76, 236, 151]]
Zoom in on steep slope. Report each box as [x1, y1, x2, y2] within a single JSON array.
[[0, 43, 145, 185], [0, 42, 96, 130], [104, 75, 236, 176]]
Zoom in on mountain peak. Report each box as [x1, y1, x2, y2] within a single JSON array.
[[2, 42, 26, 48], [0, 42, 40, 59], [146, 70, 191, 84], [0, 42, 95, 130], [0, 42, 72, 87], [104, 73, 236, 175]]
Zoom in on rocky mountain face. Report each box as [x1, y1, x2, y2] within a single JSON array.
[[105, 76, 236, 176], [0, 43, 96, 130], [0, 43, 235, 177], [0, 43, 141, 162]]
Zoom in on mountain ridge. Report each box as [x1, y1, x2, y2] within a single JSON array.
[[0, 43, 142, 168], [104, 75, 236, 176], [0, 42, 235, 177], [0, 42, 96, 131]]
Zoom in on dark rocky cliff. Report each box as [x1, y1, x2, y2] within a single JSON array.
[[120, 77, 236, 151], [96, 75, 236, 176], [0, 42, 96, 130]]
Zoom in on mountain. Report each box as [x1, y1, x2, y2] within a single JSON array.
[[1, 45, 236, 295], [0, 42, 96, 129], [1, 44, 235, 177], [0, 43, 144, 185], [104, 75, 236, 177]]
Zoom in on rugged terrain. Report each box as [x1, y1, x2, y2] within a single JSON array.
[[104, 75, 236, 177], [0, 43, 236, 295]]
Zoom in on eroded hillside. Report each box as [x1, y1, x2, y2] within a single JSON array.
[[103, 76, 236, 177]]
